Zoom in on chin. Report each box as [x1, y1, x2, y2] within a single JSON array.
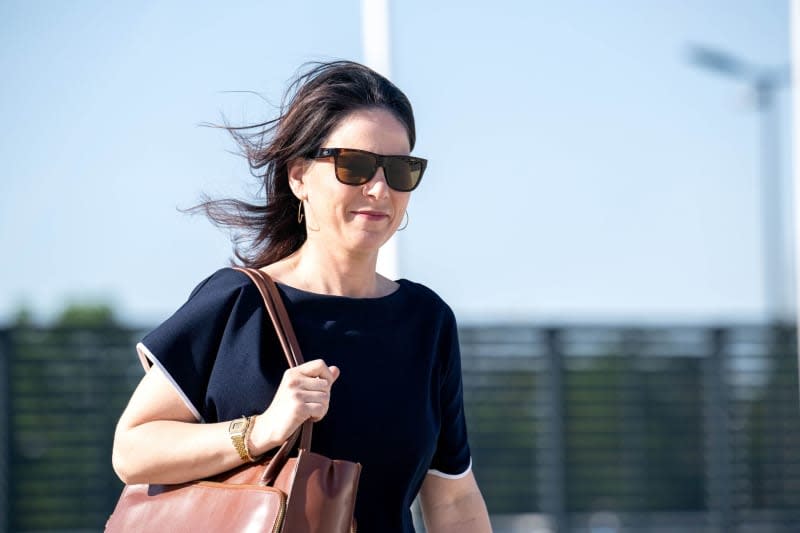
[[347, 232, 394, 254]]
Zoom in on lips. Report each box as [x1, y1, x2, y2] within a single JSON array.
[[352, 210, 390, 221]]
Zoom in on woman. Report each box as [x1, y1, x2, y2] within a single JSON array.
[[112, 60, 491, 532]]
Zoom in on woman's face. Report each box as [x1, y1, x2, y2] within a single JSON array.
[[291, 107, 413, 256]]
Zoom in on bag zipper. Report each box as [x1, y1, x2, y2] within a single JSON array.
[[272, 493, 287, 533]]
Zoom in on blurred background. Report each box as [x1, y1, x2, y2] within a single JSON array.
[[0, 1, 797, 532]]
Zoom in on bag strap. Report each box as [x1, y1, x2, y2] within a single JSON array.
[[254, 268, 305, 367], [250, 268, 314, 451], [232, 267, 314, 484]]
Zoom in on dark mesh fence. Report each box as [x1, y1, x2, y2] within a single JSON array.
[[0, 326, 143, 532], [460, 325, 800, 532], [1, 324, 799, 532]]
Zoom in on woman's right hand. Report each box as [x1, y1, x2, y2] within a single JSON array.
[[248, 359, 340, 455]]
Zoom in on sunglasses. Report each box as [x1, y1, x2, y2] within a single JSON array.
[[311, 148, 427, 192]]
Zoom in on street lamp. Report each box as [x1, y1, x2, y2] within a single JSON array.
[[361, 0, 399, 280], [689, 44, 791, 323]]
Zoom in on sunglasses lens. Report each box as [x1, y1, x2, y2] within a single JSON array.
[[329, 149, 424, 191], [336, 151, 377, 185], [384, 158, 423, 191]]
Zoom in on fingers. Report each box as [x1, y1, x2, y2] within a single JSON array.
[[287, 370, 337, 392], [287, 360, 338, 413], [282, 360, 340, 414], [255, 359, 341, 445], [291, 390, 329, 423], [296, 359, 340, 384], [282, 380, 331, 424], [291, 388, 329, 405], [295, 376, 331, 392]]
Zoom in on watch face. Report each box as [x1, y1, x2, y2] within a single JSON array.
[[229, 420, 247, 433]]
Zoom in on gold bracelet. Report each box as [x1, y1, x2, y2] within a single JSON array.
[[243, 415, 261, 462], [228, 415, 258, 462]]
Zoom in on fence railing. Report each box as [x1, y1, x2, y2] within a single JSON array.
[[459, 324, 800, 532], [1, 323, 799, 532]]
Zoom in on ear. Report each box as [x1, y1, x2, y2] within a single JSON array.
[[287, 158, 308, 200]]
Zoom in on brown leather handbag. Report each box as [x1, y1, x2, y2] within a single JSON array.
[[106, 267, 361, 533]]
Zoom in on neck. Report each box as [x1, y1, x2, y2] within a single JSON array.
[[287, 239, 384, 298]]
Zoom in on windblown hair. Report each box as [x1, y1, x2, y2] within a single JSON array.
[[186, 60, 417, 267]]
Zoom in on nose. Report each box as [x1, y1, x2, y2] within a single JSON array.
[[363, 166, 390, 198]]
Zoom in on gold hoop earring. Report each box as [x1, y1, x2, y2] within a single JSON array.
[[398, 211, 409, 231], [300, 199, 321, 232]]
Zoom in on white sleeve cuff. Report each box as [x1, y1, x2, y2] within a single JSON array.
[[427, 457, 472, 480], [136, 342, 204, 423]]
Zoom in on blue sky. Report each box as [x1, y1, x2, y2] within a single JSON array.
[[0, 1, 793, 326]]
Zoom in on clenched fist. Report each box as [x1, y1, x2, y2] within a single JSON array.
[[247, 359, 340, 456]]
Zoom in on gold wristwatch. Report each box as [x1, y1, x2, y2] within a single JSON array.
[[228, 415, 258, 462]]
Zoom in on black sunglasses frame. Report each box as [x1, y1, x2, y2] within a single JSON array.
[[311, 147, 427, 192]]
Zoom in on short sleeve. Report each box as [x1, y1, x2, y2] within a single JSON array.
[[135, 268, 263, 423], [428, 308, 472, 479]]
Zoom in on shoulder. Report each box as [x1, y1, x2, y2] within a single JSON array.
[[141, 267, 264, 355], [189, 267, 254, 298], [180, 266, 271, 308], [165, 267, 262, 321], [399, 279, 457, 323]]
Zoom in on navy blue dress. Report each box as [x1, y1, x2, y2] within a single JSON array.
[[135, 267, 472, 533]]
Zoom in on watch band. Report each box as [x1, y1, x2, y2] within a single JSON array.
[[229, 415, 259, 462]]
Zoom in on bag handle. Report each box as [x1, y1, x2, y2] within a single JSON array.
[[232, 267, 314, 484], [250, 268, 313, 452]]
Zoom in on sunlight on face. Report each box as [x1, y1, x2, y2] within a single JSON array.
[[299, 108, 413, 256]]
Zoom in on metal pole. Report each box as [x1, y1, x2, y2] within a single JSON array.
[[360, 0, 391, 78], [757, 81, 788, 323], [704, 328, 733, 532], [0, 330, 11, 533], [539, 328, 567, 532], [790, 0, 800, 406], [689, 46, 790, 322], [360, 0, 400, 280], [619, 330, 647, 522]]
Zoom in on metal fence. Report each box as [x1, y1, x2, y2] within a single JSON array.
[[460, 325, 800, 532], [1, 323, 799, 532]]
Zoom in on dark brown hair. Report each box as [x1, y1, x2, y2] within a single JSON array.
[[186, 60, 417, 267]]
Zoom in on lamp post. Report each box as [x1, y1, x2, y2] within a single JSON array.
[[791, 0, 800, 404], [689, 44, 791, 323], [361, 0, 399, 280]]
